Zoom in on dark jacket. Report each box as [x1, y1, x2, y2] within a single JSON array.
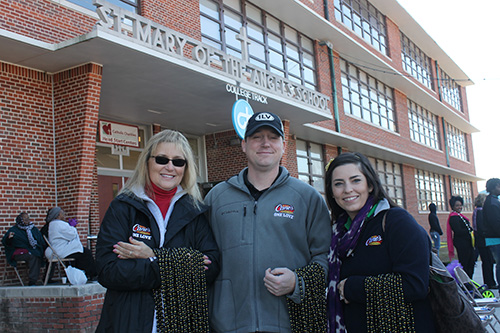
[[483, 194, 500, 238], [95, 191, 220, 333], [428, 204, 442, 235], [341, 207, 435, 332], [474, 207, 486, 247], [2, 225, 45, 267]]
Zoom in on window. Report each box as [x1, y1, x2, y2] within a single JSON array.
[[296, 140, 325, 195], [368, 157, 405, 207], [400, 32, 433, 89], [200, 0, 317, 89], [340, 59, 396, 131], [446, 123, 468, 161], [451, 178, 473, 212], [439, 69, 462, 112], [333, 0, 387, 55], [407, 99, 440, 150], [415, 169, 447, 211], [67, 0, 140, 12]]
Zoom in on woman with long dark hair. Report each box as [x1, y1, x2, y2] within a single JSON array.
[[325, 152, 435, 332]]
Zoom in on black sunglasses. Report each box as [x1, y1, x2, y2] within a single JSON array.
[[151, 156, 187, 167]]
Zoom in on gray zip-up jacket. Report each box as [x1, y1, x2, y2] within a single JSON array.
[[206, 167, 331, 332]]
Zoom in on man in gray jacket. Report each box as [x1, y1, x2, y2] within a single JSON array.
[[206, 112, 331, 332]]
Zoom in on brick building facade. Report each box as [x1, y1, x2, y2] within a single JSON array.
[[0, 0, 479, 330]]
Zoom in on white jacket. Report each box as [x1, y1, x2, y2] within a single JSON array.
[[45, 219, 83, 259]]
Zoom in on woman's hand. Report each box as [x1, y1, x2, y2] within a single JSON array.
[[202, 255, 212, 270], [114, 237, 155, 259]]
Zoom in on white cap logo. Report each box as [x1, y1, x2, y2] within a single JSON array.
[[255, 113, 274, 121]]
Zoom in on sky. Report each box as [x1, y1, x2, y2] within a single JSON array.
[[396, 0, 500, 192]]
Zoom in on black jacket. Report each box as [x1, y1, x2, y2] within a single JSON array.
[[484, 194, 500, 239], [341, 207, 435, 332], [428, 213, 442, 235], [95, 191, 220, 333]]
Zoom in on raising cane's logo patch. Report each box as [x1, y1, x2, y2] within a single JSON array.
[[274, 204, 295, 220], [132, 224, 152, 240], [366, 235, 382, 246]]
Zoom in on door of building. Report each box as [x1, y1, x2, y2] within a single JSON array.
[[97, 175, 126, 224]]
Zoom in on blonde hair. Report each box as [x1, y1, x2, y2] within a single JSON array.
[[474, 193, 487, 208], [122, 129, 202, 206]]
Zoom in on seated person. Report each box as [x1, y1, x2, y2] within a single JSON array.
[[2, 212, 45, 286], [45, 207, 97, 280]]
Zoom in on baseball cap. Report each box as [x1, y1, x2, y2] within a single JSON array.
[[245, 112, 284, 138]]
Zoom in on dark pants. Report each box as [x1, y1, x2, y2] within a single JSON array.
[[67, 247, 97, 278], [13, 253, 43, 285], [477, 246, 496, 287], [489, 244, 500, 287], [455, 240, 475, 278]]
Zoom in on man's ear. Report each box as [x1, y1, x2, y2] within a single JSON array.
[[241, 138, 247, 153]]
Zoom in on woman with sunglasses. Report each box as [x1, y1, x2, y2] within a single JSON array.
[[96, 129, 220, 332], [325, 152, 435, 332]]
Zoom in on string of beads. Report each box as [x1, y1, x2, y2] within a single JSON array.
[[287, 262, 327, 332], [152, 247, 209, 332], [365, 273, 415, 332]]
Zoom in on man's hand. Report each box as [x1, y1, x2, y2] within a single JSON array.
[[263, 267, 296, 296]]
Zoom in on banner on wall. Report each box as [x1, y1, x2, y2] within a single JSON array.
[[98, 120, 139, 148]]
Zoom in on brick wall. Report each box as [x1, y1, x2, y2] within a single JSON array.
[[52, 63, 102, 241], [0, 61, 102, 285], [0, 0, 95, 43], [0, 284, 105, 332], [0, 62, 55, 237]]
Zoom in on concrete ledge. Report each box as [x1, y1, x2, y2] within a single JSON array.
[[0, 281, 106, 298]]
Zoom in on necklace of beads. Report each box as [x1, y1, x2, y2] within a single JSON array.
[[152, 247, 209, 332], [365, 273, 415, 332], [287, 262, 327, 332]]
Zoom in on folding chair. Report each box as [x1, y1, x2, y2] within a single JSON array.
[[454, 266, 500, 332], [43, 235, 74, 285], [1, 256, 27, 286]]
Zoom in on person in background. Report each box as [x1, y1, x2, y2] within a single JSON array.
[[45, 207, 97, 280], [206, 112, 330, 332], [473, 193, 497, 289], [447, 195, 475, 278], [483, 178, 500, 289], [325, 152, 434, 332], [2, 212, 45, 286], [428, 203, 442, 253], [96, 129, 220, 332]]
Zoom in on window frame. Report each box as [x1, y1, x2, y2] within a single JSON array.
[[200, 0, 318, 89], [439, 69, 462, 112], [296, 139, 325, 196], [340, 59, 397, 131], [446, 122, 469, 161], [333, 0, 388, 55], [407, 99, 441, 150], [400, 32, 433, 90], [451, 178, 474, 212], [368, 156, 405, 208], [415, 169, 447, 212]]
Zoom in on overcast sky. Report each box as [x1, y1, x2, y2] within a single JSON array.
[[396, 0, 500, 191]]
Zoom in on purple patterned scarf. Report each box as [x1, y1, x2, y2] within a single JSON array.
[[327, 195, 375, 332]]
